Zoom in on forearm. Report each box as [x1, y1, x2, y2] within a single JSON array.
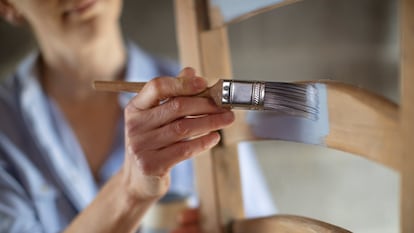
[[63, 168, 159, 233]]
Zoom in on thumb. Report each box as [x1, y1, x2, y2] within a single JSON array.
[[129, 67, 207, 110], [177, 66, 196, 78]]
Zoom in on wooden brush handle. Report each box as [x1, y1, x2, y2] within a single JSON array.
[[93, 80, 147, 93], [92, 80, 224, 106]]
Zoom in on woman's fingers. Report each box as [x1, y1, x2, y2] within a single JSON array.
[[126, 100, 235, 177], [129, 67, 207, 110], [122, 68, 235, 198], [126, 97, 225, 133], [128, 111, 234, 151], [131, 132, 221, 176]]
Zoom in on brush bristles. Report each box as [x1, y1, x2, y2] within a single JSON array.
[[263, 82, 319, 120]]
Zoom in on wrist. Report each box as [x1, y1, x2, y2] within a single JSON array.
[[118, 157, 170, 203], [64, 167, 161, 233]]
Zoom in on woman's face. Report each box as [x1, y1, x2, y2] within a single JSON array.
[[5, 0, 123, 43]]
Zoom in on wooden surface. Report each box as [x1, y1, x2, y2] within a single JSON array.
[[400, 0, 414, 232], [200, 26, 245, 227], [93, 80, 146, 93], [174, 0, 407, 232], [174, 1, 244, 232], [210, 144, 244, 232], [232, 215, 352, 233], [223, 81, 401, 170], [324, 82, 401, 171], [92, 79, 224, 107], [174, 1, 220, 232], [208, 0, 303, 29]]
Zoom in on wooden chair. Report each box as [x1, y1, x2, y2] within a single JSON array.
[[173, 0, 414, 232]]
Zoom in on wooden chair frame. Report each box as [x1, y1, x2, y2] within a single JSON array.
[[173, 0, 414, 232]]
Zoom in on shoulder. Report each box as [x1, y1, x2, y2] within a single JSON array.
[[0, 52, 38, 109], [0, 54, 37, 147], [0, 52, 33, 112], [0, 74, 21, 123]]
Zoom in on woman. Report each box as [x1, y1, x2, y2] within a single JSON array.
[[0, 0, 275, 232]]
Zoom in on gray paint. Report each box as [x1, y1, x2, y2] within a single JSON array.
[[246, 84, 329, 145]]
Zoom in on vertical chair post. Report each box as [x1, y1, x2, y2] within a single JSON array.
[[174, 1, 244, 232], [176, 0, 406, 232], [400, 0, 414, 232]]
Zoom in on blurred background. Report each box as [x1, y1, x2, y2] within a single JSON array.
[[0, 0, 399, 232]]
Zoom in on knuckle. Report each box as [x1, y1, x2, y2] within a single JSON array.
[[176, 145, 192, 159], [125, 121, 137, 138], [147, 77, 165, 96], [168, 98, 183, 113], [124, 101, 140, 117], [124, 103, 134, 115], [127, 135, 148, 155], [147, 76, 186, 98], [125, 115, 141, 138], [171, 120, 188, 137]]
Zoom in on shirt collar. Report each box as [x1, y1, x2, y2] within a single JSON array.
[[16, 52, 95, 210]]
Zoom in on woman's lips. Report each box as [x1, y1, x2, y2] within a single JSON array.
[[65, 0, 98, 15]]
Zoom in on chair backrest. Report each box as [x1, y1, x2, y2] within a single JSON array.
[[174, 0, 414, 232]]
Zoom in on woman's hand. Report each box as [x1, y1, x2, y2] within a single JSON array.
[[121, 67, 235, 202]]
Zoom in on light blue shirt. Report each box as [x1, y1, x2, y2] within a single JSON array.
[[0, 43, 275, 233]]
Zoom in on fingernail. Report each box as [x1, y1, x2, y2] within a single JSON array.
[[224, 111, 235, 123], [213, 133, 221, 145], [193, 77, 207, 90]]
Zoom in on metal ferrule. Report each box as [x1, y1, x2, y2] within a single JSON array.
[[221, 80, 265, 110]]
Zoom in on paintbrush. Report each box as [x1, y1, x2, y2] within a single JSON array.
[[92, 79, 319, 120]]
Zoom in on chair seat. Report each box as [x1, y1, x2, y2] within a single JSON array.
[[232, 215, 352, 233]]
